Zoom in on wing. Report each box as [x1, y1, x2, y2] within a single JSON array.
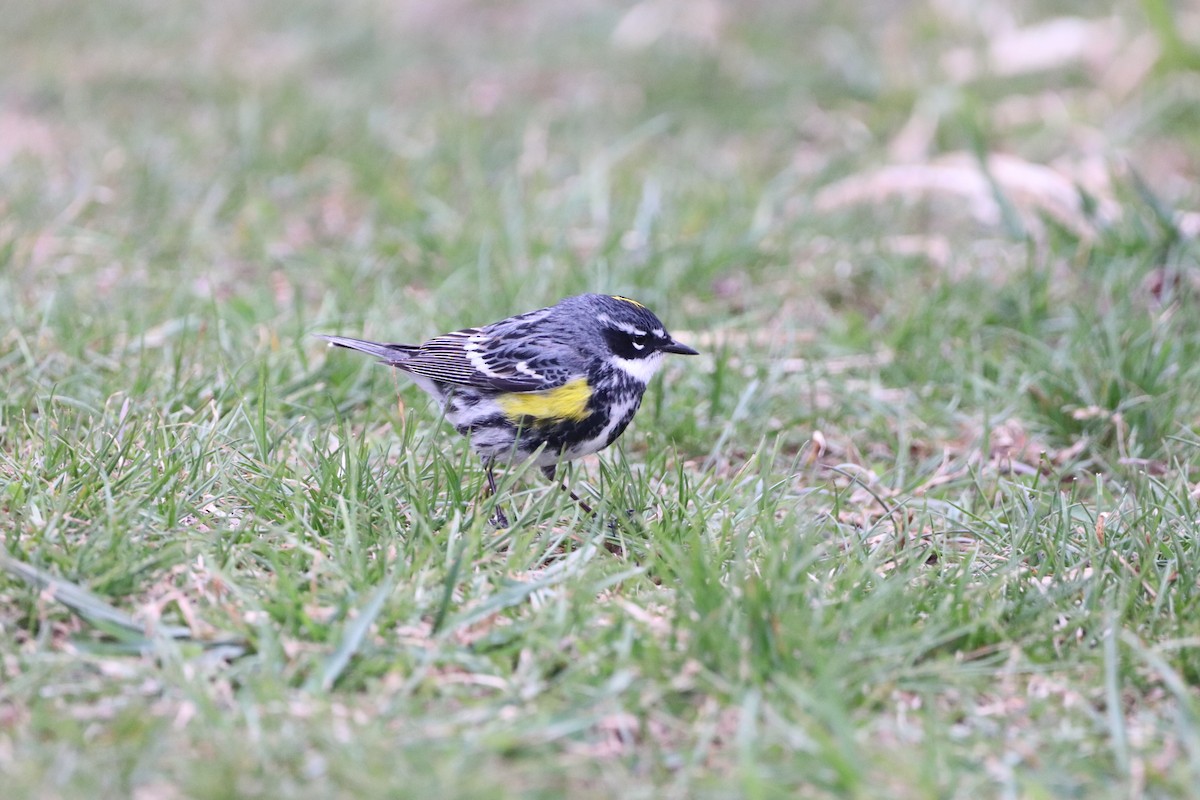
[[399, 320, 584, 393]]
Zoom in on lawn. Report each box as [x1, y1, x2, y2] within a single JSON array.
[[3, 0, 1200, 796]]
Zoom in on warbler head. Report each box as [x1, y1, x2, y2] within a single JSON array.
[[556, 293, 698, 384]]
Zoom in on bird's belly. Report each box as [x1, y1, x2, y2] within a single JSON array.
[[442, 385, 643, 468], [443, 389, 496, 429], [438, 390, 516, 460]]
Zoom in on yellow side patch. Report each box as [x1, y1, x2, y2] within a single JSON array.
[[611, 295, 646, 309], [497, 378, 592, 424]]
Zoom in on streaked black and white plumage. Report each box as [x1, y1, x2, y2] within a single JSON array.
[[317, 294, 698, 524]]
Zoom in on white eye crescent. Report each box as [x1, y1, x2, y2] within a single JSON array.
[[632, 341, 645, 351]]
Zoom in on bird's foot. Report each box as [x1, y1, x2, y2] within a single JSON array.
[[605, 509, 639, 530], [599, 509, 646, 556]]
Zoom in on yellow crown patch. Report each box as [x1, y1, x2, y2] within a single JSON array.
[[611, 295, 646, 309]]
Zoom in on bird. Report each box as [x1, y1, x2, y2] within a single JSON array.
[[317, 293, 698, 527]]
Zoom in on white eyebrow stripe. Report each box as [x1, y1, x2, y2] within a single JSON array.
[[617, 322, 645, 336], [597, 313, 647, 337], [652, 327, 664, 338]]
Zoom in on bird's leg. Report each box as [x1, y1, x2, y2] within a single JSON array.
[[567, 488, 594, 516], [542, 465, 594, 516], [542, 465, 628, 554], [485, 461, 510, 528]]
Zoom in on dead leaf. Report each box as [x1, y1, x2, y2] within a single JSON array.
[[815, 152, 1119, 237], [612, 0, 724, 50]]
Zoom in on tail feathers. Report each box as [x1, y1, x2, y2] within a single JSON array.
[[315, 334, 417, 364]]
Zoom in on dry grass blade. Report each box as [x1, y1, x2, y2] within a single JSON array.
[[0, 553, 247, 653]]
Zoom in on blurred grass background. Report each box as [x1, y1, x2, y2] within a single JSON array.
[[3, 0, 1200, 796]]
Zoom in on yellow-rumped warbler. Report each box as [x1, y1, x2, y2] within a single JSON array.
[[317, 294, 698, 525]]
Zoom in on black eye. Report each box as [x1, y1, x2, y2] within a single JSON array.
[[631, 334, 648, 349]]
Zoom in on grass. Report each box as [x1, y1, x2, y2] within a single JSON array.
[[3, 0, 1200, 796]]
